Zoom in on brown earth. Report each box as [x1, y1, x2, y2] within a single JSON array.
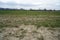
[[0, 24, 60, 40]]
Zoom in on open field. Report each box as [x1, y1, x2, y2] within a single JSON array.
[[0, 10, 60, 40], [0, 10, 60, 28]]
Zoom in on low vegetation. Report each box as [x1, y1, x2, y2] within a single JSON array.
[[0, 10, 60, 28], [0, 10, 60, 40]]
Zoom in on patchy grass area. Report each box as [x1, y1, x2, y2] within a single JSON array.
[[0, 10, 60, 28], [0, 10, 60, 40]]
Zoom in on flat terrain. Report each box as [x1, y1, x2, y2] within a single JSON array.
[[0, 10, 60, 28], [0, 10, 60, 40]]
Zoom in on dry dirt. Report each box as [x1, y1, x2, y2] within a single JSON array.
[[0, 15, 60, 40], [0, 24, 60, 40]]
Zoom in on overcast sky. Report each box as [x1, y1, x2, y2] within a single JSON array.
[[0, 0, 60, 10]]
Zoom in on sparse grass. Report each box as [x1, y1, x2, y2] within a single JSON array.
[[0, 10, 60, 28]]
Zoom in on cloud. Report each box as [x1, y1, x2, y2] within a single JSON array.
[[0, 0, 60, 10]]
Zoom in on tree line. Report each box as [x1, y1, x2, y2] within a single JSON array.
[[0, 8, 59, 11]]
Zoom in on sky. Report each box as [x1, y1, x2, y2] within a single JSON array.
[[0, 0, 60, 10]]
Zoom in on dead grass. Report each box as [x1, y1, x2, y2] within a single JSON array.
[[0, 15, 60, 28]]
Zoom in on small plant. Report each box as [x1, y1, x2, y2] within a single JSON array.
[[0, 30, 2, 33], [20, 29, 24, 31], [32, 30, 38, 33], [19, 35, 25, 39], [37, 36, 44, 40], [15, 26, 19, 28]]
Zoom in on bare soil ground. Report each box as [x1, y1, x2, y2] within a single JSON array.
[[0, 25, 60, 40], [0, 15, 60, 40]]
